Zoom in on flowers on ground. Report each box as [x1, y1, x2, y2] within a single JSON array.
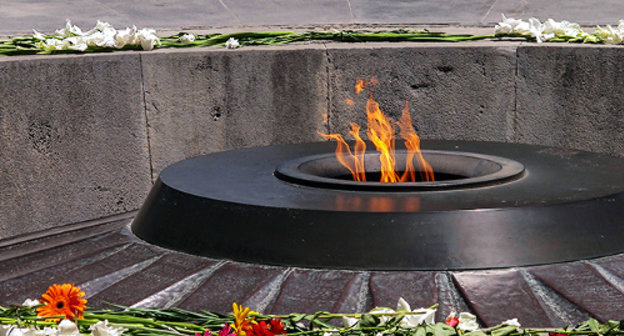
[[34, 19, 161, 51], [89, 321, 126, 336], [594, 21, 624, 44], [56, 320, 81, 336], [225, 37, 240, 49], [37, 284, 87, 321], [396, 297, 436, 327], [232, 303, 256, 336], [179, 34, 196, 43], [495, 14, 586, 42], [249, 318, 286, 336]]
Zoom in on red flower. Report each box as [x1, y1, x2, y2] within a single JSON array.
[[249, 318, 287, 336], [269, 319, 286, 335], [446, 316, 459, 328], [549, 333, 567, 336], [250, 322, 273, 336]]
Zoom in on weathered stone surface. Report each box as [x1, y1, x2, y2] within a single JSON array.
[[530, 262, 624, 322], [224, 0, 352, 26], [515, 45, 624, 157], [178, 262, 287, 313], [369, 271, 437, 311], [268, 269, 363, 314], [453, 269, 553, 327], [481, 0, 624, 25], [0, 53, 151, 239], [326, 42, 516, 143], [350, 0, 494, 25], [141, 46, 329, 179]]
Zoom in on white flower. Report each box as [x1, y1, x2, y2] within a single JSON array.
[[543, 19, 582, 38], [84, 20, 115, 36], [342, 316, 359, 328], [57, 320, 81, 336], [0, 325, 16, 336], [225, 37, 240, 49], [5, 327, 28, 336], [0, 327, 55, 336], [136, 28, 161, 51], [55, 19, 83, 37], [495, 14, 530, 35], [396, 297, 436, 327], [595, 24, 624, 44], [21, 298, 40, 307], [22, 327, 56, 336], [322, 329, 339, 336], [90, 320, 127, 336], [114, 26, 137, 49], [179, 34, 195, 43], [32, 30, 46, 40], [502, 318, 521, 327], [457, 312, 479, 331]]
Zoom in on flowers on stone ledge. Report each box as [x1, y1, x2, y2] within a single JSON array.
[[2, 284, 532, 336], [494, 14, 624, 44], [33, 20, 161, 51]]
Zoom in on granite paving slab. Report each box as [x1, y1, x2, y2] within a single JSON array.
[[529, 262, 624, 322], [4, 212, 624, 327], [453, 270, 554, 327]]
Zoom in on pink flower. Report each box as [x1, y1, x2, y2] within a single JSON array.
[[446, 316, 459, 328], [196, 329, 212, 336], [219, 325, 236, 336]]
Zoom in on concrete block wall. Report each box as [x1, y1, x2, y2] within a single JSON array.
[[1, 42, 622, 238]]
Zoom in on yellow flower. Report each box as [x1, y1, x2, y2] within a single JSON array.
[[231, 303, 256, 336]]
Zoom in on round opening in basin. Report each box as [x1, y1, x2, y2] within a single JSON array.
[[274, 150, 525, 191]]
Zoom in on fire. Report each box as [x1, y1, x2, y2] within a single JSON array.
[[318, 78, 434, 183]]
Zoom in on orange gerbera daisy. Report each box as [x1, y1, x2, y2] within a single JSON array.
[[231, 302, 256, 336], [37, 283, 87, 321]]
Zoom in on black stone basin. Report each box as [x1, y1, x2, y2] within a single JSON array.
[[131, 140, 624, 270]]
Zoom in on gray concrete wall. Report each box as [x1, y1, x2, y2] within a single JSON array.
[[1, 42, 623, 238]]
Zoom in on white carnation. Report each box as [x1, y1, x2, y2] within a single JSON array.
[[21, 298, 40, 307], [342, 316, 359, 328], [90, 320, 127, 336], [225, 37, 240, 49], [457, 312, 480, 331], [179, 34, 196, 43], [57, 320, 81, 336], [396, 297, 436, 327]]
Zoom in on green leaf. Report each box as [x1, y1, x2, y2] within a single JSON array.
[[288, 313, 307, 323], [430, 322, 458, 336], [589, 318, 601, 333], [360, 313, 381, 327], [491, 325, 518, 336], [463, 331, 488, 336], [412, 325, 427, 336]]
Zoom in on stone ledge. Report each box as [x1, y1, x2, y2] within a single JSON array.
[[1, 42, 623, 237]]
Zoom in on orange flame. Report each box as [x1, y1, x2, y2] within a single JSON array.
[[397, 99, 434, 182], [319, 78, 434, 183]]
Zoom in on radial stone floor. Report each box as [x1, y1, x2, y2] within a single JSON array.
[[3, 212, 624, 327]]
